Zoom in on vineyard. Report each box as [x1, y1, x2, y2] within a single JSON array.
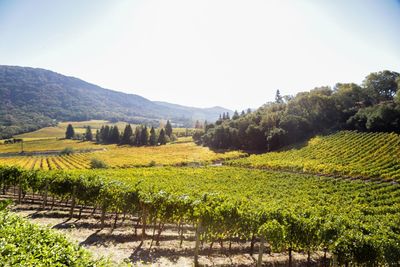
[[0, 142, 245, 169], [0, 200, 108, 266], [229, 131, 400, 181], [1, 166, 400, 266]]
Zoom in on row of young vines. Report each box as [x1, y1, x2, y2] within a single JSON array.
[[1, 165, 400, 266], [229, 131, 400, 181]]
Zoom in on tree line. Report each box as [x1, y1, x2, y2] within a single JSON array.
[[65, 120, 174, 146], [194, 70, 400, 151]]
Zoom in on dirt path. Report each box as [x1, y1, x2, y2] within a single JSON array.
[[2, 193, 322, 266]]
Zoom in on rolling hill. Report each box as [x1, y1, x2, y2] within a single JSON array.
[[0, 65, 231, 138]]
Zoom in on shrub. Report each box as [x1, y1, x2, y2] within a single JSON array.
[[90, 158, 107, 169], [60, 147, 74, 155]]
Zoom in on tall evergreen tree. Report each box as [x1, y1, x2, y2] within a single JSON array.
[[165, 120, 173, 138], [226, 112, 230, 120], [140, 126, 149, 145], [121, 124, 133, 144], [102, 125, 110, 143], [275, 89, 284, 103], [158, 128, 167, 145], [95, 129, 100, 142], [110, 126, 120, 144], [149, 126, 157, 146], [134, 126, 141, 146], [232, 110, 240, 120], [65, 124, 75, 139], [85, 126, 93, 141], [241, 110, 246, 116]]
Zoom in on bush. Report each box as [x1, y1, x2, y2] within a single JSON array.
[[90, 158, 107, 169], [60, 147, 74, 155]]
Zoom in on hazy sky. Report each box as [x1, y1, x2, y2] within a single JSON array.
[[1, 0, 399, 110]]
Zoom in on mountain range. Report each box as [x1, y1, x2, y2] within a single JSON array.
[[0, 65, 231, 138]]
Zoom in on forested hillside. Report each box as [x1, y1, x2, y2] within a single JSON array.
[[196, 70, 400, 151], [0, 65, 231, 138]]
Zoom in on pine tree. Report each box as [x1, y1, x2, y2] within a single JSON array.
[[165, 120, 173, 138], [95, 129, 100, 142], [140, 126, 149, 145], [134, 126, 141, 146], [149, 126, 157, 146], [195, 120, 201, 129], [85, 126, 93, 141], [241, 110, 246, 116], [102, 126, 110, 143], [232, 110, 239, 120], [247, 108, 252, 114], [110, 126, 120, 144], [275, 89, 283, 103], [65, 124, 75, 139], [226, 112, 230, 120], [158, 128, 167, 145], [121, 124, 133, 144]]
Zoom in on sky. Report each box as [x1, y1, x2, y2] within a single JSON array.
[[0, 0, 399, 111]]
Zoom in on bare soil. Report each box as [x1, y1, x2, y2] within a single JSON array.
[[2, 192, 326, 266]]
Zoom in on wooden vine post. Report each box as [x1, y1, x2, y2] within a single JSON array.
[[194, 220, 203, 267], [257, 237, 265, 267]]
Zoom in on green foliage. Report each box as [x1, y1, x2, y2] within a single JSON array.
[[65, 124, 75, 139], [149, 126, 157, 146], [158, 128, 167, 145], [120, 124, 133, 144], [1, 165, 400, 265], [60, 147, 74, 155], [0, 210, 108, 266], [85, 126, 93, 141], [90, 158, 108, 169], [165, 120, 173, 138], [200, 70, 400, 151]]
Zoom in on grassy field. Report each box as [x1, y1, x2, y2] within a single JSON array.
[[14, 120, 128, 139], [0, 138, 103, 153]]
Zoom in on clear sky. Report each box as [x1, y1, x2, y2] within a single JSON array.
[[0, 0, 399, 111]]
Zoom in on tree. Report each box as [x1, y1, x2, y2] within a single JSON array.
[[121, 124, 133, 144], [275, 89, 284, 103], [158, 128, 167, 145], [95, 129, 100, 142], [133, 126, 141, 146], [65, 124, 75, 139], [110, 126, 120, 144], [363, 70, 400, 104], [232, 110, 240, 120], [140, 126, 149, 145], [85, 126, 93, 141], [149, 126, 157, 146], [165, 120, 173, 138], [102, 126, 110, 143], [195, 120, 201, 129]]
